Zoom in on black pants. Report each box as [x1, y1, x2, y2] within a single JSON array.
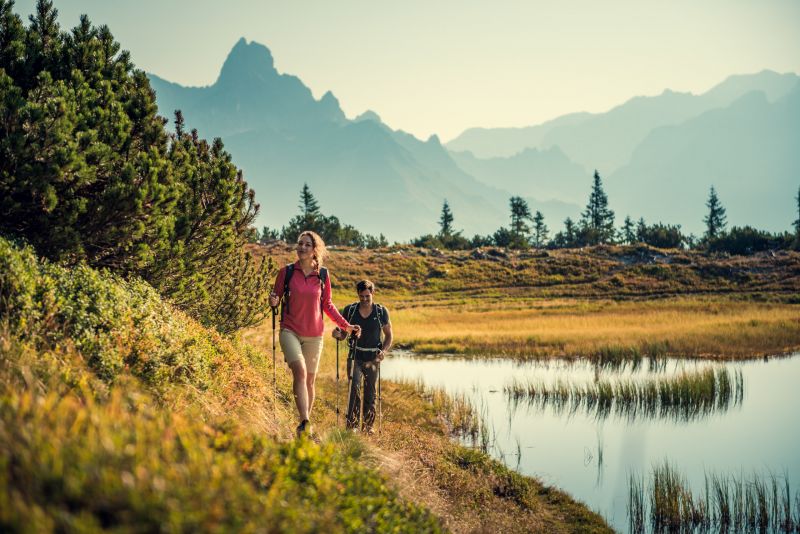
[[346, 359, 378, 430]]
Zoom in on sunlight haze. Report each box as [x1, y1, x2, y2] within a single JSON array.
[[12, 0, 800, 141]]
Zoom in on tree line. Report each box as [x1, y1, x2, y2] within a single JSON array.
[[254, 184, 387, 248], [0, 0, 271, 334], [414, 172, 800, 254]]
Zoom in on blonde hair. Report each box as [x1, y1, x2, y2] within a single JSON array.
[[298, 230, 328, 269]]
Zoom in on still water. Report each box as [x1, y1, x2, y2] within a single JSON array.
[[381, 353, 800, 532]]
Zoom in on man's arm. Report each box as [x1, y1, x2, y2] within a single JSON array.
[[379, 321, 393, 361]]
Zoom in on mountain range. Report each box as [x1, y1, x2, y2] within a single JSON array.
[[148, 39, 800, 240], [149, 39, 577, 240]]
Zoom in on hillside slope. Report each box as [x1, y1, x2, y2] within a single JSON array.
[[0, 236, 611, 533]]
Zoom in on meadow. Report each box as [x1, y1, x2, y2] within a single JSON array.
[[254, 241, 800, 361]]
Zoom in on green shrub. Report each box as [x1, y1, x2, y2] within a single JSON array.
[[0, 1, 271, 334]]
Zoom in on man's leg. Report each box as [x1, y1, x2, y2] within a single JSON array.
[[346, 361, 363, 429], [362, 361, 379, 432]]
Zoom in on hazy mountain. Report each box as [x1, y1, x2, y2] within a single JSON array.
[[607, 85, 800, 235], [446, 113, 591, 159], [150, 38, 346, 137], [148, 39, 576, 240], [449, 147, 589, 205], [447, 70, 799, 175]]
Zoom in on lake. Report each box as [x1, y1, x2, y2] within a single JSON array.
[[381, 352, 800, 532]]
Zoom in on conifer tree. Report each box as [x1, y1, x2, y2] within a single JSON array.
[[580, 170, 615, 244], [532, 211, 549, 248], [703, 185, 727, 241], [621, 216, 636, 245], [299, 182, 321, 219], [564, 217, 576, 245], [509, 196, 532, 248], [439, 199, 454, 237], [636, 218, 647, 243]]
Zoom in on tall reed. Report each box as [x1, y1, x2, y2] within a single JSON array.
[[398, 378, 494, 451], [505, 367, 744, 423], [629, 462, 799, 532]]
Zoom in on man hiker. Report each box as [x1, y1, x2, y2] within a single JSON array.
[[333, 279, 393, 434]]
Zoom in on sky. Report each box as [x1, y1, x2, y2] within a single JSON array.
[[12, 0, 800, 141]]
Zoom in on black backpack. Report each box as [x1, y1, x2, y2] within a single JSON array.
[[281, 264, 328, 319]]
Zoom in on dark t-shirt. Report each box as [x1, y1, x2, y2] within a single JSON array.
[[341, 303, 390, 360]]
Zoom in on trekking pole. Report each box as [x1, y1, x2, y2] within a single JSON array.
[[336, 337, 340, 427], [378, 361, 382, 435], [271, 306, 277, 403], [359, 364, 365, 432]]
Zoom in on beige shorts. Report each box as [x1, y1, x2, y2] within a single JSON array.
[[279, 329, 323, 374]]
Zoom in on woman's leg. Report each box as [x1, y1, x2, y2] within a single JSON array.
[[289, 360, 309, 421], [306, 371, 316, 418], [298, 335, 323, 419]]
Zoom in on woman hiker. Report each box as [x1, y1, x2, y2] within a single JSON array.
[[333, 279, 393, 435], [269, 230, 361, 437]]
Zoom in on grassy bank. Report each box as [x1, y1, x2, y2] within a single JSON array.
[[0, 237, 440, 532]]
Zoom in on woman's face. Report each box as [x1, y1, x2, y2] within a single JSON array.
[[296, 235, 314, 260]]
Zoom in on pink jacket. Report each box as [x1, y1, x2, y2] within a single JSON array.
[[272, 262, 350, 337]]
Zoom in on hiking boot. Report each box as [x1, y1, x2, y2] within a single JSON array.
[[365, 426, 375, 436], [296, 419, 311, 438]]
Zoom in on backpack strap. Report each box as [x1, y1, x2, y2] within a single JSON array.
[[374, 304, 386, 328], [318, 267, 328, 312], [281, 264, 295, 320]]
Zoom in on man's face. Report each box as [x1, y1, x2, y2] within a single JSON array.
[[358, 289, 373, 306]]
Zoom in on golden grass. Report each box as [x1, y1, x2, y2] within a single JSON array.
[[386, 297, 800, 359]]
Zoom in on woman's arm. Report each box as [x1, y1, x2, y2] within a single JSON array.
[[321, 275, 354, 331], [269, 266, 286, 308]]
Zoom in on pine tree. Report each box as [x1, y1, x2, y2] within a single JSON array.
[[636, 218, 647, 243], [621, 216, 636, 245], [793, 185, 800, 236], [439, 199, 454, 237], [564, 217, 576, 245], [509, 196, 532, 248], [532, 211, 549, 248], [703, 185, 727, 241], [580, 170, 615, 244], [299, 183, 321, 220]]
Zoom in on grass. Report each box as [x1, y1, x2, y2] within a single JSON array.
[[628, 462, 800, 533], [0, 237, 442, 532], [505, 367, 744, 423], [388, 297, 800, 360]]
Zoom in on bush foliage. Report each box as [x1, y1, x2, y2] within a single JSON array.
[[0, 0, 272, 333]]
